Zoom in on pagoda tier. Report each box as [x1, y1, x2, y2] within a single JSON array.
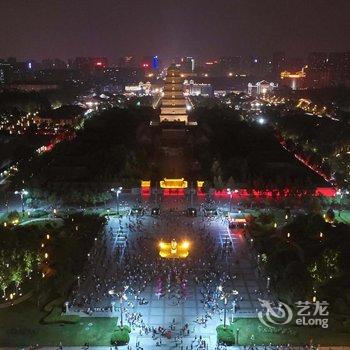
[[164, 84, 184, 92], [162, 99, 187, 107], [165, 73, 183, 84], [163, 92, 185, 99], [160, 65, 188, 124]]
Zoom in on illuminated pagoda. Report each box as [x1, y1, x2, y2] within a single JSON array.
[[160, 65, 188, 124]]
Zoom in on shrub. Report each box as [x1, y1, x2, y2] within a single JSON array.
[[43, 297, 65, 312], [111, 325, 131, 345], [216, 325, 235, 345], [42, 306, 79, 324]]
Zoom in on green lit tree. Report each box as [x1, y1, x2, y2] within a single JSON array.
[[0, 264, 10, 297], [308, 249, 340, 285], [10, 263, 23, 293]]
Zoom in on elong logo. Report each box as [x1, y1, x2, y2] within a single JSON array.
[[257, 299, 330, 329]]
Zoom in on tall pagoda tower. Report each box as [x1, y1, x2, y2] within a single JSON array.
[[159, 65, 188, 124]]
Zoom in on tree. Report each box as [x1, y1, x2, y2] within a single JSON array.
[[23, 251, 36, 277], [0, 264, 10, 297], [308, 249, 340, 286], [214, 175, 224, 190], [325, 208, 335, 223], [10, 262, 23, 293], [7, 211, 20, 224]]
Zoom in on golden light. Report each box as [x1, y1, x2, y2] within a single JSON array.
[[44, 253, 49, 259], [197, 180, 204, 188], [182, 240, 190, 249], [159, 239, 190, 259], [46, 234, 50, 240], [141, 180, 151, 188], [280, 70, 306, 79], [160, 178, 188, 189]]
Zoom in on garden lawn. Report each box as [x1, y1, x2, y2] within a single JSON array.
[[217, 318, 350, 346], [0, 299, 118, 346], [336, 210, 350, 225]]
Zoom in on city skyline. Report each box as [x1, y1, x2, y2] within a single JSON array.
[[1, 1, 350, 348], [1, 0, 350, 61]]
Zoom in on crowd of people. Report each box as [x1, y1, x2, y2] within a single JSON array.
[[66, 196, 267, 348]]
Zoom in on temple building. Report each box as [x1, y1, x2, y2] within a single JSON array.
[[159, 65, 188, 124]]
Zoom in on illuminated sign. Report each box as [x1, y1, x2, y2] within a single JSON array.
[[141, 180, 151, 188], [160, 178, 188, 189]]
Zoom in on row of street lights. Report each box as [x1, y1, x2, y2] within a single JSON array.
[[12, 187, 122, 216]]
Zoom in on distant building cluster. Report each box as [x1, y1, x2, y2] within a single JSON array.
[[183, 79, 213, 97], [247, 80, 278, 96], [0, 51, 350, 95]]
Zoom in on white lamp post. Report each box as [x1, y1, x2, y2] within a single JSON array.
[[109, 286, 129, 328], [111, 187, 123, 215], [14, 189, 29, 213]]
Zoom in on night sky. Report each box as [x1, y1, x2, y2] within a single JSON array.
[[1, 0, 350, 62]]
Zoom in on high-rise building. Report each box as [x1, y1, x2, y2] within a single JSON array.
[[74, 57, 108, 70], [180, 57, 195, 73], [42, 58, 67, 70], [219, 56, 241, 75], [118, 56, 136, 68], [159, 65, 188, 124], [308, 52, 328, 70], [152, 56, 160, 70], [305, 52, 328, 88], [0, 62, 11, 84], [141, 56, 153, 69], [272, 51, 286, 78], [327, 51, 350, 85]]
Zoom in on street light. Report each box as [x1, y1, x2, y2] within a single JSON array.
[[111, 187, 122, 215], [236, 328, 240, 345], [109, 286, 129, 328], [267, 276, 271, 290], [14, 189, 29, 214], [227, 188, 238, 213], [218, 285, 238, 328]]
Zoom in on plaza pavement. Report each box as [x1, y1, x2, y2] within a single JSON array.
[[66, 195, 273, 349]]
